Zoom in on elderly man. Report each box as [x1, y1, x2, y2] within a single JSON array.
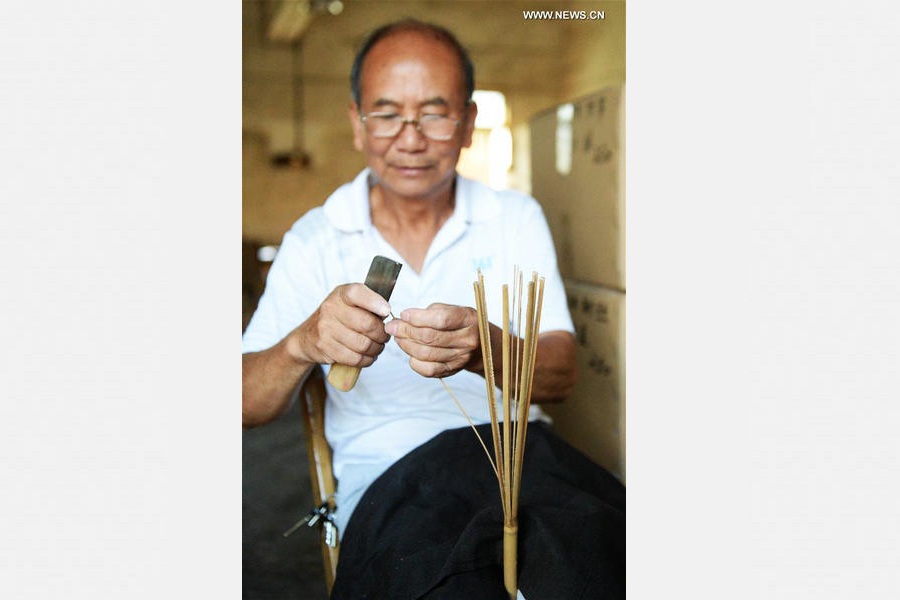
[[243, 19, 624, 599]]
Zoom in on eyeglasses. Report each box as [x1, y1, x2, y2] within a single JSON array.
[[359, 112, 462, 141]]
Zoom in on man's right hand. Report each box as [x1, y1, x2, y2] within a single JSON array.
[[243, 283, 392, 429], [287, 283, 393, 368]]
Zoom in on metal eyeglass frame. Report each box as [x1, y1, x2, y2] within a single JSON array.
[[359, 112, 462, 141]]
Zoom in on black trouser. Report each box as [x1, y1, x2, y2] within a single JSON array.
[[331, 423, 625, 600]]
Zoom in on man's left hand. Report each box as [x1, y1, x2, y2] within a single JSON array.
[[384, 303, 481, 378]]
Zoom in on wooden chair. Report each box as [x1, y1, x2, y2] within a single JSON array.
[[297, 365, 340, 592]]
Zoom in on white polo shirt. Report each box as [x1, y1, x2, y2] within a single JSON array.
[[242, 169, 574, 533]]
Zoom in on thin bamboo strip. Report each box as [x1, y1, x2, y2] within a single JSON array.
[[473, 275, 503, 483], [511, 276, 537, 519], [501, 284, 512, 516], [524, 276, 545, 417], [439, 377, 500, 483], [511, 268, 523, 483]]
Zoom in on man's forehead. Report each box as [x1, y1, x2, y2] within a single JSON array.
[[369, 27, 456, 55], [363, 31, 460, 78], [359, 32, 466, 104]]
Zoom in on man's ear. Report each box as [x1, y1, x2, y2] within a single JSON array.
[[349, 103, 365, 151], [461, 101, 478, 149]]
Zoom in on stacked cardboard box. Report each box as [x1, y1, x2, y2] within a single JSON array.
[[530, 86, 624, 291], [543, 282, 625, 480], [531, 87, 626, 480]]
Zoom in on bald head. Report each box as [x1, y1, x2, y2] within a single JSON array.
[[350, 19, 474, 107]]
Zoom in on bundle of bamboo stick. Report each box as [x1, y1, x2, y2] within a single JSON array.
[[472, 268, 545, 599], [439, 269, 545, 597]]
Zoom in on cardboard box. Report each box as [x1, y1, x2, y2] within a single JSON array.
[[530, 87, 625, 290], [543, 281, 625, 481]]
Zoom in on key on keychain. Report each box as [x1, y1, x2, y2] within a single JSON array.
[[323, 518, 338, 548], [283, 503, 329, 537]]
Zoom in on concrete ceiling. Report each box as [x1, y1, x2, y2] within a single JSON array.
[[243, 0, 603, 94]]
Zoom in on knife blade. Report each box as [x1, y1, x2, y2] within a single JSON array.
[[327, 255, 402, 391]]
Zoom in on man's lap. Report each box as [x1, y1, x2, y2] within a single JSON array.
[[331, 422, 625, 600]]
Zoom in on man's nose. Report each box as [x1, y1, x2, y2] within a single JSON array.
[[394, 118, 428, 150]]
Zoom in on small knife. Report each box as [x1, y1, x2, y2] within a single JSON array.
[[327, 255, 402, 392]]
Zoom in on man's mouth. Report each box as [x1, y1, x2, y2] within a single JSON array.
[[391, 164, 433, 176]]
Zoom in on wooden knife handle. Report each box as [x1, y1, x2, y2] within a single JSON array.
[[327, 363, 361, 392]]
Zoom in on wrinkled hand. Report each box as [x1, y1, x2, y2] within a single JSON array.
[[384, 303, 481, 378], [288, 283, 392, 368]]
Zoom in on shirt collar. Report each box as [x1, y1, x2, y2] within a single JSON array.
[[322, 168, 501, 232], [322, 169, 373, 233]]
